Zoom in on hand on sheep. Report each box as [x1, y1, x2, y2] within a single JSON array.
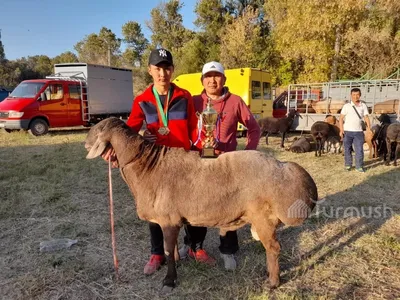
[[101, 147, 119, 168], [339, 130, 344, 141], [141, 129, 157, 143]]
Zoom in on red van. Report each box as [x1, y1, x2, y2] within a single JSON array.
[[0, 63, 133, 135]]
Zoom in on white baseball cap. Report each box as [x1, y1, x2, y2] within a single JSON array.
[[202, 61, 225, 76]]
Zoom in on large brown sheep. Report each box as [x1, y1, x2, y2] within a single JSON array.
[[84, 117, 319, 292]]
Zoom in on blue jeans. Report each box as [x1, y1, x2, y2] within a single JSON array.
[[343, 131, 365, 168]]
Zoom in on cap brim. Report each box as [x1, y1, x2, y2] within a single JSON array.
[[150, 59, 173, 67], [202, 70, 224, 76]]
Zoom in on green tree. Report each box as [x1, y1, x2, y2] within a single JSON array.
[[52, 51, 79, 64], [122, 21, 149, 65], [75, 27, 121, 66], [220, 7, 270, 69], [146, 0, 190, 51], [194, 0, 227, 61], [340, 0, 400, 79], [0, 40, 5, 62], [265, 0, 367, 82]]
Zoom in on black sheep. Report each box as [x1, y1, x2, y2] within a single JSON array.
[[384, 123, 400, 166], [258, 110, 299, 148], [310, 121, 340, 157]]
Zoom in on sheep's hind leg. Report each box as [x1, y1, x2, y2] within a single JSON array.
[[394, 142, 400, 166], [160, 225, 180, 293], [253, 218, 281, 289], [385, 139, 391, 166]]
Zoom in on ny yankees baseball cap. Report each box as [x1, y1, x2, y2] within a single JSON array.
[[202, 61, 225, 76], [148, 48, 174, 66]]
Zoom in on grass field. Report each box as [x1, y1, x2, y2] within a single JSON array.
[[0, 128, 399, 300]]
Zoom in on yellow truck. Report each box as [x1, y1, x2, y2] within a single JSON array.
[[173, 68, 273, 134]]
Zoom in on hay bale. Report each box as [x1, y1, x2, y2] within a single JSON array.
[[313, 99, 346, 114], [374, 99, 399, 114]]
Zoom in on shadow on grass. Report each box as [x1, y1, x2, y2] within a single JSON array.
[[275, 167, 399, 298]]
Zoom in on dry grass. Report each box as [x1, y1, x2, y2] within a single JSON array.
[[0, 129, 399, 300]]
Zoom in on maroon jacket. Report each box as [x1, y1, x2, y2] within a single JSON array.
[[193, 88, 260, 153]]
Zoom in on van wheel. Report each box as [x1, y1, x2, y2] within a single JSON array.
[[29, 119, 49, 136]]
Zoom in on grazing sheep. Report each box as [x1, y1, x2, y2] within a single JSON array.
[[384, 123, 400, 166], [311, 121, 340, 157], [287, 136, 312, 153], [84, 117, 319, 291], [258, 110, 299, 148]]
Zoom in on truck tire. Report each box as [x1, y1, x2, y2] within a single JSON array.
[[29, 119, 49, 136]]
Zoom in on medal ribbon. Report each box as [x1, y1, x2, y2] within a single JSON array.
[[153, 86, 172, 128]]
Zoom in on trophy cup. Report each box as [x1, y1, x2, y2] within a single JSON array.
[[201, 98, 218, 158]]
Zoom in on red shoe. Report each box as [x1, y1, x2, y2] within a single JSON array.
[[188, 249, 216, 266], [143, 254, 165, 275]]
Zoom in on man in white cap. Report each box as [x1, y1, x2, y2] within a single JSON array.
[[179, 61, 261, 270]]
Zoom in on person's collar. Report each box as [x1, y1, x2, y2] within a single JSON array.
[[351, 100, 362, 106], [204, 87, 229, 101]]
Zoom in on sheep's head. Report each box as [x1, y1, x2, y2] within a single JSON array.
[[377, 113, 391, 124], [85, 117, 127, 159]]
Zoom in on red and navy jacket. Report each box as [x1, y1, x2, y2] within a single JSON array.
[[126, 83, 198, 150]]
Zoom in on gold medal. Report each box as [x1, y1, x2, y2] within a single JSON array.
[[158, 126, 170, 135]]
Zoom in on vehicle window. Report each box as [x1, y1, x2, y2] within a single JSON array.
[[68, 84, 81, 99], [263, 82, 271, 99], [9, 82, 45, 98], [43, 84, 64, 101], [252, 81, 261, 99]]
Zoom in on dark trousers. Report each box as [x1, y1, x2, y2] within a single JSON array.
[[183, 224, 239, 255], [149, 222, 164, 255], [344, 131, 365, 169]]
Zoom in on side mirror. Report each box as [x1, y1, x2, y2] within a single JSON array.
[[40, 92, 46, 101]]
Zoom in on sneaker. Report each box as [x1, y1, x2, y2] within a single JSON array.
[[345, 166, 352, 171], [178, 244, 190, 260], [220, 253, 237, 270], [188, 249, 216, 266], [355, 167, 365, 173], [143, 254, 165, 275]]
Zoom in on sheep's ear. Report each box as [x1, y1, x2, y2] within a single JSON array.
[[86, 137, 109, 159]]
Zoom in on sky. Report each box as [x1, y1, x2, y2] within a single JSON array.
[[0, 0, 198, 60]]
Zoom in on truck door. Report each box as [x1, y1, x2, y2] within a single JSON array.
[[250, 76, 263, 119], [39, 83, 68, 127], [67, 84, 84, 126], [261, 74, 272, 118]]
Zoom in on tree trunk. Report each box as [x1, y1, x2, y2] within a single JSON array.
[[330, 24, 343, 82]]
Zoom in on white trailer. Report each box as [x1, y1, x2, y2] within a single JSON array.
[[286, 79, 400, 131], [50, 63, 133, 122]]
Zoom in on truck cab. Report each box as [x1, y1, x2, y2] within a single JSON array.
[[0, 79, 86, 135]]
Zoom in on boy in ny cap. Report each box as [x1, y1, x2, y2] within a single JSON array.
[[102, 48, 200, 274]]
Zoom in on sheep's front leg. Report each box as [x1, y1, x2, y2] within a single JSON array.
[[280, 132, 286, 148], [161, 225, 180, 292], [253, 219, 281, 289], [265, 132, 269, 145]]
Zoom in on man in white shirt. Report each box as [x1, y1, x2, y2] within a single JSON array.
[[339, 88, 372, 172]]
